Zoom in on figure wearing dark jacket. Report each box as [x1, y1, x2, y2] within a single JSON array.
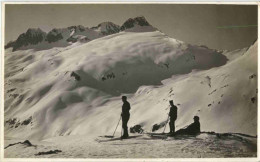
[[169, 100, 177, 134], [175, 116, 200, 135], [121, 96, 131, 139]]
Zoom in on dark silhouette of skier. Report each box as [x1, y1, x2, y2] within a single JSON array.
[[121, 96, 131, 139], [169, 100, 178, 134], [175, 116, 200, 135]]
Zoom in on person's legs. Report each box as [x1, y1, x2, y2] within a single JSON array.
[[122, 118, 126, 137], [125, 115, 129, 137], [122, 115, 129, 138], [169, 120, 173, 133], [172, 120, 175, 133]]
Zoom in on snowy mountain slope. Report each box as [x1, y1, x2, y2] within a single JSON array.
[[4, 30, 230, 140], [4, 23, 257, 141], [222, 47, 249, 62], [132, 40, 257, 136]]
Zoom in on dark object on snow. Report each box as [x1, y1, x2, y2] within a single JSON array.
[[121, 96, 131, 138], [5, 118, 17, 125], [7, 88, 16, 93], [251, 97, 257, 104], [169, 100, 178, 134], [9, 94, 19, 98], [107, 72, 115, 79], [23, 140, 32, 146], [249, 74, 257, 79], [175, 116, 200, 136], [15, 122, 21, 128], [152, 115, 174, 132], [21, 116, 32, 125], [130, 125, 144, 134], [4, 140, 34, 149], [71, 72, 80, 81], [152, 124, 162, 132], [101, 72, 116, 81], [35, 149, 62, 156]]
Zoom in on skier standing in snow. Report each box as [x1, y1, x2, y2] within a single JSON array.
[[121, 96, 131, 139], [169, 100, 178, 134]]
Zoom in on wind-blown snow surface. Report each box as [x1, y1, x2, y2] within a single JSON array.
[[4, 133, 257, 158], [4, 30, 257, 147]]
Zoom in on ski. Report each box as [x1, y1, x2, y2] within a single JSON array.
[[95, 135, 142, 143], [145, 132, 171, 140], [95, 136, 123, 143]]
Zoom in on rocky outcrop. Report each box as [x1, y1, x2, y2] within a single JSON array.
[[46, 28, 64, 43], [4, 140, 34, 149], [11, 28, 47, 51], [91, 22, 120, 35], [68, 25, 86, 32], [120, 16, 151, 31]]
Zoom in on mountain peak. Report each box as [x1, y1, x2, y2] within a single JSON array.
[[91, 21, 120, 35], [26, 28, 45, 34], [11, 28, 46, 51], [120, 16, 151, 31], [67, 25, 86, 32]]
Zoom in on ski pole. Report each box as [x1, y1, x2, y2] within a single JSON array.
[[121, 124, 123, 137], [162, 115, 170, 134], [112, 115, 122, 137]]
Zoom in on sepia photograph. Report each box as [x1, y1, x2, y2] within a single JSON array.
[[2, 2, 258, 160]]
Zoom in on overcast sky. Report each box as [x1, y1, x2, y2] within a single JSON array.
[[5, 4, 257, 50]]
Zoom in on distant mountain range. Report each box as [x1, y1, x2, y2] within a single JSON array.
[[5, 16, 156, 51]]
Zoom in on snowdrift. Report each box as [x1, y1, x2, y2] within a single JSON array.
[[4, 28, 257, 140]]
